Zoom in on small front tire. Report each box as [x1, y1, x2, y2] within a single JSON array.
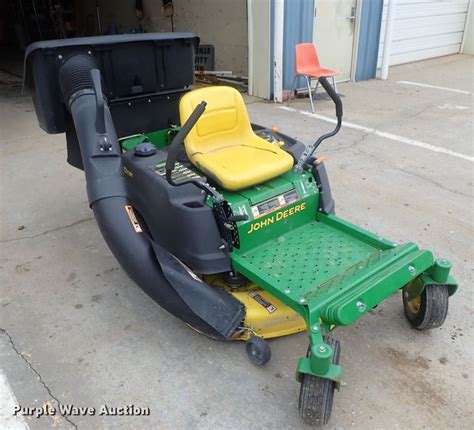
[[299, 336, 341, 427], [246, 336, 271, 366], [403, 284, 449, 330]]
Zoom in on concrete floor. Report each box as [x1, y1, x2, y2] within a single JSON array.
[[1, 54, 473, 429]]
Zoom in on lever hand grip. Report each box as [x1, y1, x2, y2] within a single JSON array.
[[293, 77, 343, 172], [228, 214, 249, 222], [165, 101, 207, 172], [319, 77, 343, 119]]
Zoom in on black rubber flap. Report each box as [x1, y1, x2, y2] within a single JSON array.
[[149, 241, 245, 339]]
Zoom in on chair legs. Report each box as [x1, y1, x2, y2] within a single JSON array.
[[288, 74, 336, 113]]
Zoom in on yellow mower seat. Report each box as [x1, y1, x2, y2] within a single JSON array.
[[179, 86, 293, 191]]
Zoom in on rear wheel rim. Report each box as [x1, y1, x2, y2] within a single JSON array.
[[407, 295, 421, 314], [250, 345, 262, 361]]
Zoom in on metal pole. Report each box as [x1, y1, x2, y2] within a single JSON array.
[[460, 0, 472, 53], [31, 0, 43, 40], [96, 0, 102, 35], [380, 0, 396, 80], [17, 0, 30, 44], [247, 0, 254, 95], [273, 0, 284, 102]]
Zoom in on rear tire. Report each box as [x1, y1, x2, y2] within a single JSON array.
[[299, 336, 340, 427], [403, 285, 449, 330]]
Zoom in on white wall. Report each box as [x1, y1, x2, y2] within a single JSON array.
[[146, 0, 248, 75], [77, 0, 248, 75], [76, 0, 137, 32]]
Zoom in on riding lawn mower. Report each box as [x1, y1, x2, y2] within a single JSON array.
[[24, 33, 457, 426]]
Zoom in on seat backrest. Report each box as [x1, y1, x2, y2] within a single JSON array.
[[179, 86, 253, 157], [295, 43, 321, 73]]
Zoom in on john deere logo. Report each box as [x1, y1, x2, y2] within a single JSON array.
[[247, 202, 306, 234]]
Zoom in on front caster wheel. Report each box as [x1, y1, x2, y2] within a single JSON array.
[[299, 336, 340, 427], [403, 284, 449, 330], [246, 336, 271, 366]]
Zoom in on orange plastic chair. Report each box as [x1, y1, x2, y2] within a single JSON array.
[[289, 43, 337, 113]]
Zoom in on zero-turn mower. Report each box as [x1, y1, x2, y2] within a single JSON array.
[[24, 33, 457, 426]]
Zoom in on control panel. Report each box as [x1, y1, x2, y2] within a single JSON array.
[[250, 189, 299, 219]]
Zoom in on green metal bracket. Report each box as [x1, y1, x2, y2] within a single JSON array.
[[430, 258, 452, 283], [295, 322, 344, 388], [404, 258, 457, 301], [296, 358, 344, 388], [427, 258, 458, 296]]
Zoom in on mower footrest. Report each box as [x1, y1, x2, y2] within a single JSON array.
[[313, 245, 434, 325], [231, 217, 435, 327]]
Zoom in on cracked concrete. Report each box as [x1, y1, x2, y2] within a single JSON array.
[[352, 145, 472, 198], [1, 54, 473, 429], [1, 329, 77, 429], [0, 218, 95, 244]]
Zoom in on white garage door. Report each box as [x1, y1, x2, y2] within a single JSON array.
[[378, 0, 470, 67]]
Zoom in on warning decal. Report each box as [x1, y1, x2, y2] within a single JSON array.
[[248, 291, 277, 314], [124, 205, 143, 233]]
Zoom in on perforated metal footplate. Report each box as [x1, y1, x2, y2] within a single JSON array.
[[232, 221, 377, 299], [231, 218, 433, 326]]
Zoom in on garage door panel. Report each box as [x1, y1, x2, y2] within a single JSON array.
[[380, 13, 467, 42], [391, 0, 467, 4], [378, 0, 469, 67], [387, 44, 462, 66], [383, 6, 468, 21], [382, 0, 469, 20], [380, 31, 464, 53], [379, 34, 463, 65]]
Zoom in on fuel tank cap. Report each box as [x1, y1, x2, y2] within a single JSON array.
[[134, 141, 156, 157]]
